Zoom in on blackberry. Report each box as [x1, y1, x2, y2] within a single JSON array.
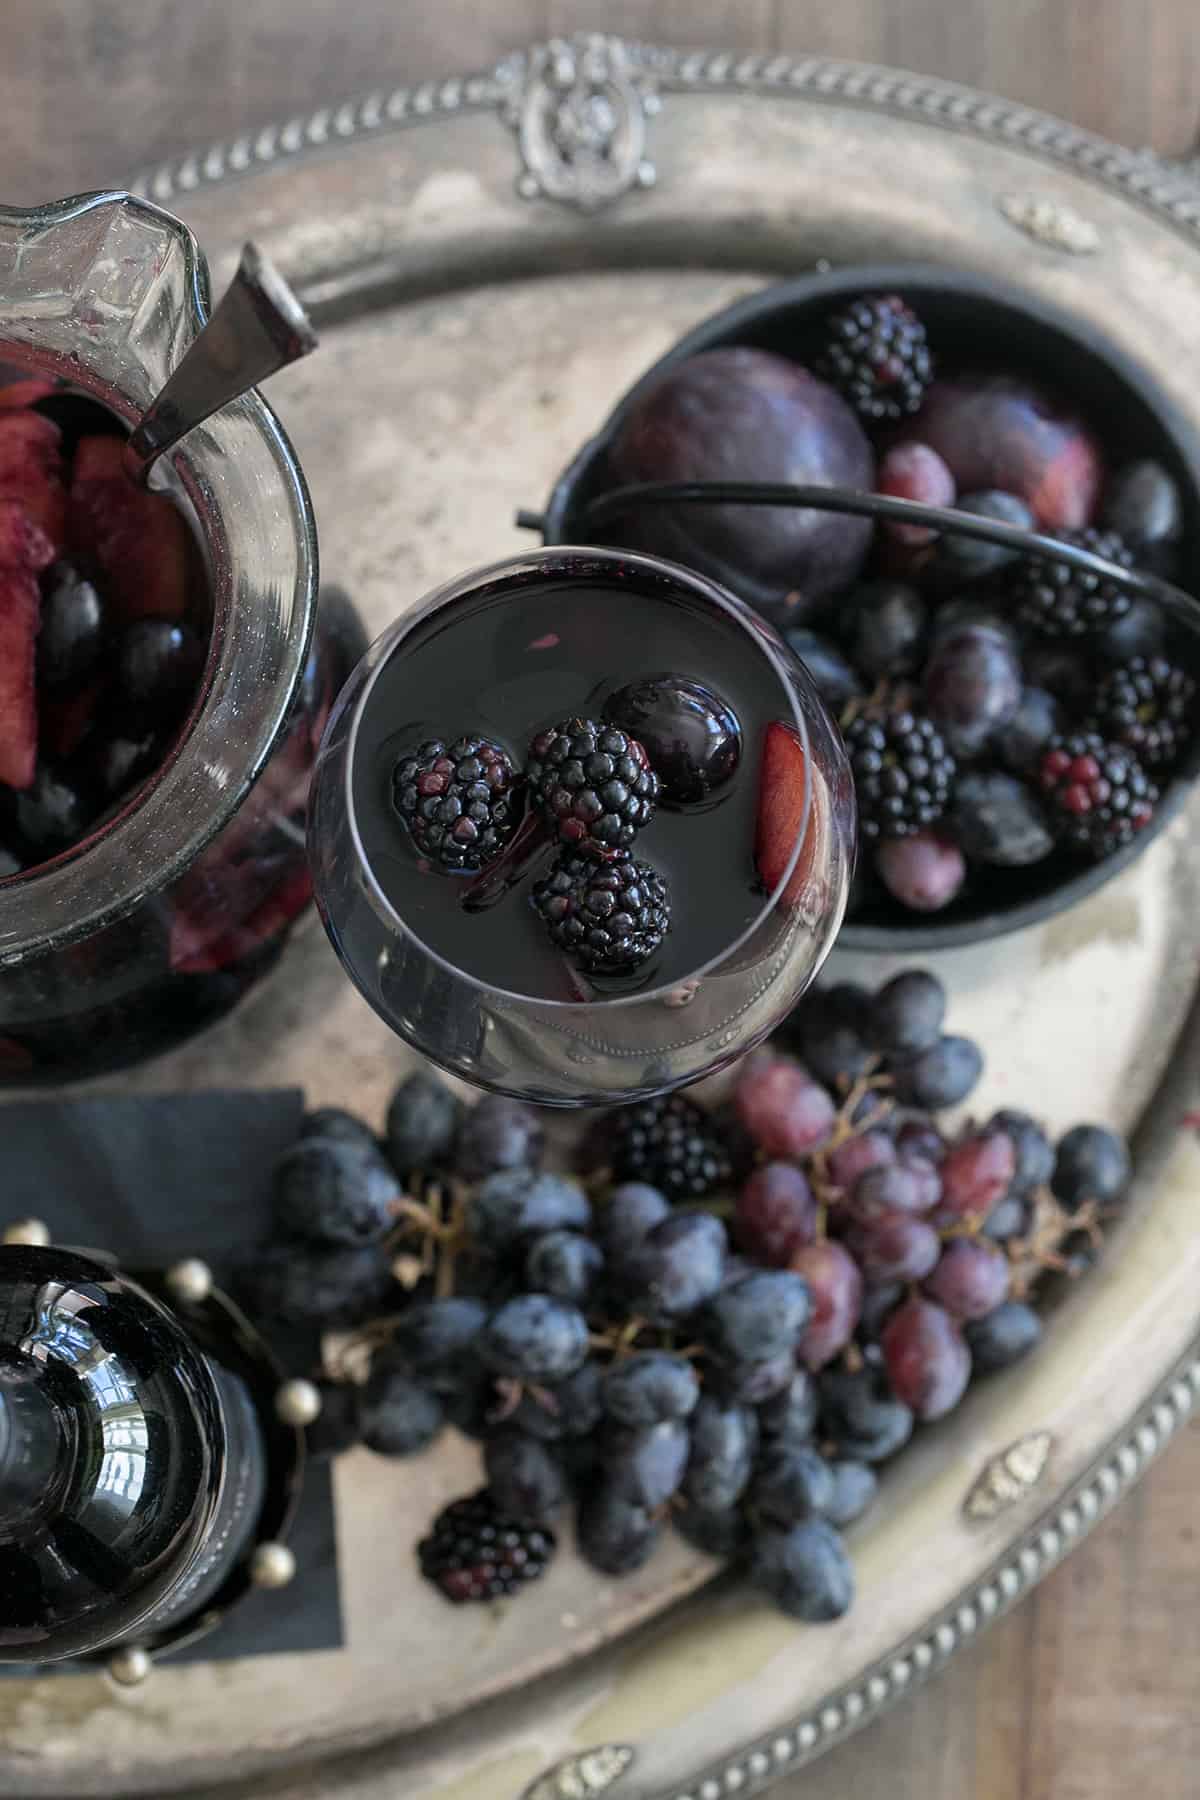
[[843, 707, 956, 841], [417, 1489, 556, 1604], [392, 736, 519, 872], [1011, 528, 1135, 638], [581, 1092, 739, 1200], [526, 717, 659, 853], [532, 853, 669, 974], [1091, 656, 1195, 769], [815, 294, 932, 423], [1037, 732, 1157, 859]]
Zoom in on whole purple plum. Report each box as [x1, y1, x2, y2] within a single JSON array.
[[913, 375, 1103, 530], [607, 348, 875, 613]]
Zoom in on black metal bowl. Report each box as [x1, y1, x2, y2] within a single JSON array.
[[525, 264, 1200, 951]]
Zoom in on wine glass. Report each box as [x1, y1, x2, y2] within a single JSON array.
[[307, 544, 855, 1107]]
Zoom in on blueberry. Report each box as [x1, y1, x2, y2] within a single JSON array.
[[304, 1381, 362, 1460], [469, 1170, 591, 1254], [37, 562, 105, 690], [15, 766, 87, 851], [711, 1350, 797, 1405], [606, 1418, 690, 1509], [783, 628, 864, 713], [603, 674, 741, 805], [781, 982, 873, 1088], [1051, 1123, 1131, 1210], [484, 1429, 567, 1522], [997, 686, 1061, 774], [602, 1351, 700, 1428], [443, 1370, 500, 1441], [1101, 460, 1181, 548], [702, 1271, 811, 1364], [891, 1035, 983, 1111], [577, 1486, 660, 1575], [825, 1460, 878, 1527], [952, 772, 1055, 866], [385, 1070, 464, 1173], [869, 968, 945, 1058], [359, 1366, 443, 1457], [480, 1294, 589, 1383], [937, 489, 1034, 577], [982, 1195, 1033, 1242], [1094, 600, 1166, 667], [386, 1297, 488, 1392], [619, 1210, 727, 1321], [758, 1371, 819, 1443], [845, 581, 927, 679], [525, 1229, 603, 1304], [233, 1239, 393, 1328], [751, 1443, 835, 1525], [818, 1364, 913, 1463], [964, 1300, 1042, 1373], [512, 1360, 604, 1440], [116, 619, 205, 720], [674, 1499, 751, 1560], [989, 1109, 1054, 1195], [272, 1137, 400, 1246], [749, 1519, 854, 1621], [298, 1106, 381, 1155], [684, 1396, 758, 1511], [598, 1182, 671, 1266], [455, 1096, 544, 1180]]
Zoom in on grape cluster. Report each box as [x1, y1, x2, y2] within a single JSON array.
[[237, 970, 1131, 1628]]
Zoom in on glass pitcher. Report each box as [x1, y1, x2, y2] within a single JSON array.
[[0, 190, 360, 1084]]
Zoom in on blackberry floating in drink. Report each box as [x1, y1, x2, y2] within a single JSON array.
[[309, 547, 855, 1105]]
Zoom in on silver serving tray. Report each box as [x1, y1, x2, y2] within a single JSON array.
[[5, 38, 1200, 1800]]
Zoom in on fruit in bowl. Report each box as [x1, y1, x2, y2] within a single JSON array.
[[535, 268, 1200, 947]]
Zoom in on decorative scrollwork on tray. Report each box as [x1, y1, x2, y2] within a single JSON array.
[[521, 1743, 635, 1800], [997, 193, 1101, 253], [963, 1430, 1055, 1521], [497, 35, 659, 212]]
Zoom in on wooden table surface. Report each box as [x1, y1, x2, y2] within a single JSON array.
[[5, 5, 1199, 1797]]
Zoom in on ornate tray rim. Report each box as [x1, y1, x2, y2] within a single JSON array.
[[130, 36, 1200, 242], [34, 36, 1194, 1800]]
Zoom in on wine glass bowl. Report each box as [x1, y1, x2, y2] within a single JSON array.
[[308, 545, 856, 1105]]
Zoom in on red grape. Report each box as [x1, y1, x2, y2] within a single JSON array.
[[877, 441, 955, 546], [923, 1238, 1011, 1320], [791, 1240, 863, 1369], [842, 1210, 940, 1284], [935, 1128, 1017, 1225], [734, 1058, 836, 1159], [735, 1162, 817, 1266], [852, 1156, 941, 1217], [881, 1296, 971, 1420], [827, 1129, 895, 1192], [876, 831, 966, 912], [895, 1119, 946, 1164]]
